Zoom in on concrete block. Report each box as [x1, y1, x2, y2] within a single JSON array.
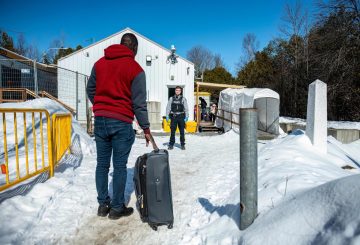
[[147, 101, 161, 113], [306, 79, 327, 153], [328, 128, 360, 143], [148, 112, 161, 124], [150, 123, 162, 130]]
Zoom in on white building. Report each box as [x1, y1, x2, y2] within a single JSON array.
[[58, 27, 195, 127]]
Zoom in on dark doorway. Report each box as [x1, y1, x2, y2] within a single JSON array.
[[168, 86, 184, 99], [168, 87, 175, 99]]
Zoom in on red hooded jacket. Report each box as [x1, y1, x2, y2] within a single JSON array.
[[88, 44, 150, 133]]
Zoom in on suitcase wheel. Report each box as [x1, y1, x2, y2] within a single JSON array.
[[167, 223, 173, 229], [150, 224, 158, 231]]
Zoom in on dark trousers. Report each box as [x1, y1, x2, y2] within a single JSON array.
[[94, 116, 135, 210], [169, 114, 185, 146], [201, 108, 206, 120], [210, 113, 217, 122]]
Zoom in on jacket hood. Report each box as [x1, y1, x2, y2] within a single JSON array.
[[104, 44, 134, 59]]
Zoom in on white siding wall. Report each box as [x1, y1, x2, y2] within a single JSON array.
[[58, 28, 194, 124]]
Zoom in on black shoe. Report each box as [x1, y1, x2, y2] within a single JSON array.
[[168, 145, 174, 150], [108, 206, 134, 220], [97, 203, 111, 217], [181, 145, 185, 150]]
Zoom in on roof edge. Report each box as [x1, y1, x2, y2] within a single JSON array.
[[58, 27, 194, 65]]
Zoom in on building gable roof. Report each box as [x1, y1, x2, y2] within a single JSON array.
[[58, 27, 194, 65]]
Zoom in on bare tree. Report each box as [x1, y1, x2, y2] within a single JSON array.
[[280, 0, 308, 114], [214, 53, 225, 68], [187, 45, 214, 77], [242, 33, 259, 62], [46, 37, 65, 63], [236, 33, 259, 72], [16, 33, 27, 56], [280, 0, 308, 39], [317, 0, 360, 21], [26, 44, 40, 61]]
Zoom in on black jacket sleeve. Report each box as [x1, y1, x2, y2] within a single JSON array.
[[86, 66, 96, 104], [131, 71, 150, 131]]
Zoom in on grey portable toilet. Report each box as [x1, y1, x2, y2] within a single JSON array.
[[216, 88, 280, 134]]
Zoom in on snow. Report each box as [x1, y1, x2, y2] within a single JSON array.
[[0, 98, 95, 154], [0, 99, 95, 186], [1, 99, 360, 244], [280, 116, 360, 130]]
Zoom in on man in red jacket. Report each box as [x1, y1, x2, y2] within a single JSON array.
[[86, 33, 156, 220]]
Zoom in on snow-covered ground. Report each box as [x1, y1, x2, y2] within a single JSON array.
[[1, 99, 360, 245]]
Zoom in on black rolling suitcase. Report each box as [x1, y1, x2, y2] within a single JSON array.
[[134, 149, 174, 231]]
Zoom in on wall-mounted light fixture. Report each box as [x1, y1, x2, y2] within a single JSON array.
[[146, 55, 158, 66], [187, 67, 190, 75], [167, 45, 179, 64]]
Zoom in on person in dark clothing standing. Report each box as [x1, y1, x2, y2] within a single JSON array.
[[166, 86, 189, 150], [199, 97, 207, 121], [86, 33, 157, 220]]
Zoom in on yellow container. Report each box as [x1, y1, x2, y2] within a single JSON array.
[[185, 121, 197, 133], [162, 119, 179, 132]]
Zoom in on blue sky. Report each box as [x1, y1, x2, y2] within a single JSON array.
[[1, 0, 315, 74]]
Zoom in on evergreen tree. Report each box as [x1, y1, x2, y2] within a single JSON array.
[[0, 31, 15, 52]]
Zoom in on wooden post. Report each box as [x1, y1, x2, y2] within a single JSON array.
[[22, 89, 26, 101]]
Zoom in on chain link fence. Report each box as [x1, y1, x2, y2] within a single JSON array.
[[0, 57, 90, 130]]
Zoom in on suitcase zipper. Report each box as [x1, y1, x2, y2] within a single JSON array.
[[142, 164, 146, 174], [140, 163, 148, 217]]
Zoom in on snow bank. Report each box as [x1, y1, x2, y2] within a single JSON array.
[[240, 174, 360, 245], [280, 116, 360, 130], [0, 118, 359, 244], [189, 131, 360, 244], [0, 98, 95, 155]]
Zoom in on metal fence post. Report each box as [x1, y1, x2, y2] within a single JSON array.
[[33, 60, 38, 94], [84, 76, 90, 133], [75, 71, 79, 120], [240, 108, 258, 230]]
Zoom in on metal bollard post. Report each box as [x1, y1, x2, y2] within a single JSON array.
[[240, 108, 258, 230]]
